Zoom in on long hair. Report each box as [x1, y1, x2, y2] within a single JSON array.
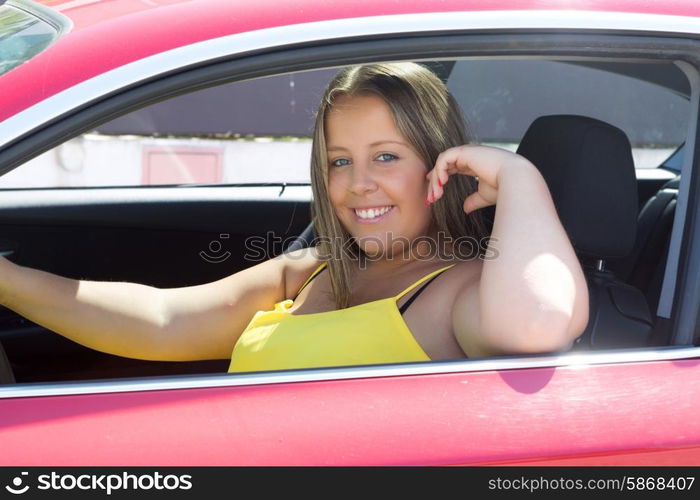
[[310, 62, 486, 309]]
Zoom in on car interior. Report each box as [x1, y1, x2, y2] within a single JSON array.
[[0, 55, 691, 385]]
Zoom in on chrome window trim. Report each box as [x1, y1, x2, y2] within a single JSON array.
[[2, 9, 700, 147], [0, 185, 313, 207], [1, 346, 699, 399]]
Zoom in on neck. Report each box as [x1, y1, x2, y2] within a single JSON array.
[[356, 235, 449, 275]]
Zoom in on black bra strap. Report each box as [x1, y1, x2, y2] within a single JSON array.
[[296, 265, 447, 310], [398, 273, 442, 315]]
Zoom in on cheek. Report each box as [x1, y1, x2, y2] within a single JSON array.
[[327, 174, 347, 213], [398, 164, 430, 200]]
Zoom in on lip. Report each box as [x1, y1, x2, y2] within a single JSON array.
[[350, 205, 395, 224], [351, 204, 394, 210]]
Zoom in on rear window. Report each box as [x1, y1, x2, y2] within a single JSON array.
[[445, 59, 689, 168], [0, 0, 66, 76]]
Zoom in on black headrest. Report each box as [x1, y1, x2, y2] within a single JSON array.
[[516, 115, 638, 259]]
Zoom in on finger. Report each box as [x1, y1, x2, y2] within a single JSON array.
[[428, 158, 454, 201], [433, 171, 441, 203], [462, 192, 491, 214], [434, 147, 478, 180], [431, 164, 448, 203], [434, 166, 444, 201]]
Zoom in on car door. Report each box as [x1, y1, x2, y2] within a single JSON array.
[[1, 7, 700, 465]]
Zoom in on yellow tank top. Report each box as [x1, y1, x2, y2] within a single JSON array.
[[228, 262, 456, 372]]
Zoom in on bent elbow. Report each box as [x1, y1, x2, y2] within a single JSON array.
[[484, 311, 580, 355], [520, 287, 590, 354], [524, 314, 578, 353]]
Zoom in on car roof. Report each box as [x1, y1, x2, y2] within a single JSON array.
[[2, 0, 700, 125], [37, 0, 700, 32]]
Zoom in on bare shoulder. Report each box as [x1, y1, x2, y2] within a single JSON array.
[[438, 258, 483, 295], [279, 246, 325, 300], [403, 258, 482, 317]]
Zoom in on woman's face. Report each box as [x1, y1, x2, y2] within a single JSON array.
[[325, 94, 432, 259]]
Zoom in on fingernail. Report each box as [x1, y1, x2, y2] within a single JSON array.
[[438, 178, 442, 188]]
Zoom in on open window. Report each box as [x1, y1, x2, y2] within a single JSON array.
[[0, 34, 697, 387]]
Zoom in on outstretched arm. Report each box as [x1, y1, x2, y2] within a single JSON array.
[[0, 252, 290, 362]]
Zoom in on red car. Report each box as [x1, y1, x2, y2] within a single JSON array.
[[1, 0, 699, 466]]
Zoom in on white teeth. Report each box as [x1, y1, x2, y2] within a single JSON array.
[[355, 206, 392, 219]]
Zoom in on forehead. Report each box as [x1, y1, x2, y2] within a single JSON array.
[[328, 93, 389, 115], [325, 94, 400, 137]]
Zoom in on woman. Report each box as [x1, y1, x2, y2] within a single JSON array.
[[0, 62, 588, 372]]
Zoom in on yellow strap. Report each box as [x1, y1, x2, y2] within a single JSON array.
[[394, 263, 456, 300], [295, 261, 328, 296]]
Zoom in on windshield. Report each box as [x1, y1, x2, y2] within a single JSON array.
[[0, 1, 60, 76]]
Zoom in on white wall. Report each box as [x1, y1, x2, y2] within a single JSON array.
[[0, 135, 313, 188], [0, 134, 672, 189]]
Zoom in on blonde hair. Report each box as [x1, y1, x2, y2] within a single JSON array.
[[310, 62, 486, 309]]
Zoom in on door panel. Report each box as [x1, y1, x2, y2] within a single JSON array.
[[1, 357, 699, 465]]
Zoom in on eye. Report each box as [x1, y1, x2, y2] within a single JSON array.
[[330, 158, 351, 168], [376, 153, 398, 162]]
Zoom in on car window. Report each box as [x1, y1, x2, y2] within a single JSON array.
[[0, 59, 689, 190], [662, 143, 684, 172], [0, 0, 65, 77], [0, 69, 338, 188], [0, 53, 693, 387], [445, 59, 690, 169]]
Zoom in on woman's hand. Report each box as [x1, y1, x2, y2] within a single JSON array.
[[425, 144, 536, 214]]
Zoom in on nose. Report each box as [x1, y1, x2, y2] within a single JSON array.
[[347, 161, 378, 195]]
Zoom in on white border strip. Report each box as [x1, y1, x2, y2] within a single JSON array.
[[658, 60, 699, 319], [1, 346, 698, 399], [2, 10, 700, 147]]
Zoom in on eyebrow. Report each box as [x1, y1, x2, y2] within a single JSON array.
[[327, 140, 409, 151]]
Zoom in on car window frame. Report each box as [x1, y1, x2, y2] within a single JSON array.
[[1, 20, 700, 399]]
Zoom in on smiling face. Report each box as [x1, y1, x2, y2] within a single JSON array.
[[326, 93, 433, 259]]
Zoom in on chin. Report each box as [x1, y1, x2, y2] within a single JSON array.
[[356, 237, 385, 258], [356, 235, 412, 261]]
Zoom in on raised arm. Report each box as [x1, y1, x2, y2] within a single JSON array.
[[426, 145, 589, 357], [0, 249, 312, 362]]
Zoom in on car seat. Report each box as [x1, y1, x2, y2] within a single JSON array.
[[0, 342, 15, 384], [284, 220, 316, 254], [516, 115, 653, 349], [608, 174, 680, 316]]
